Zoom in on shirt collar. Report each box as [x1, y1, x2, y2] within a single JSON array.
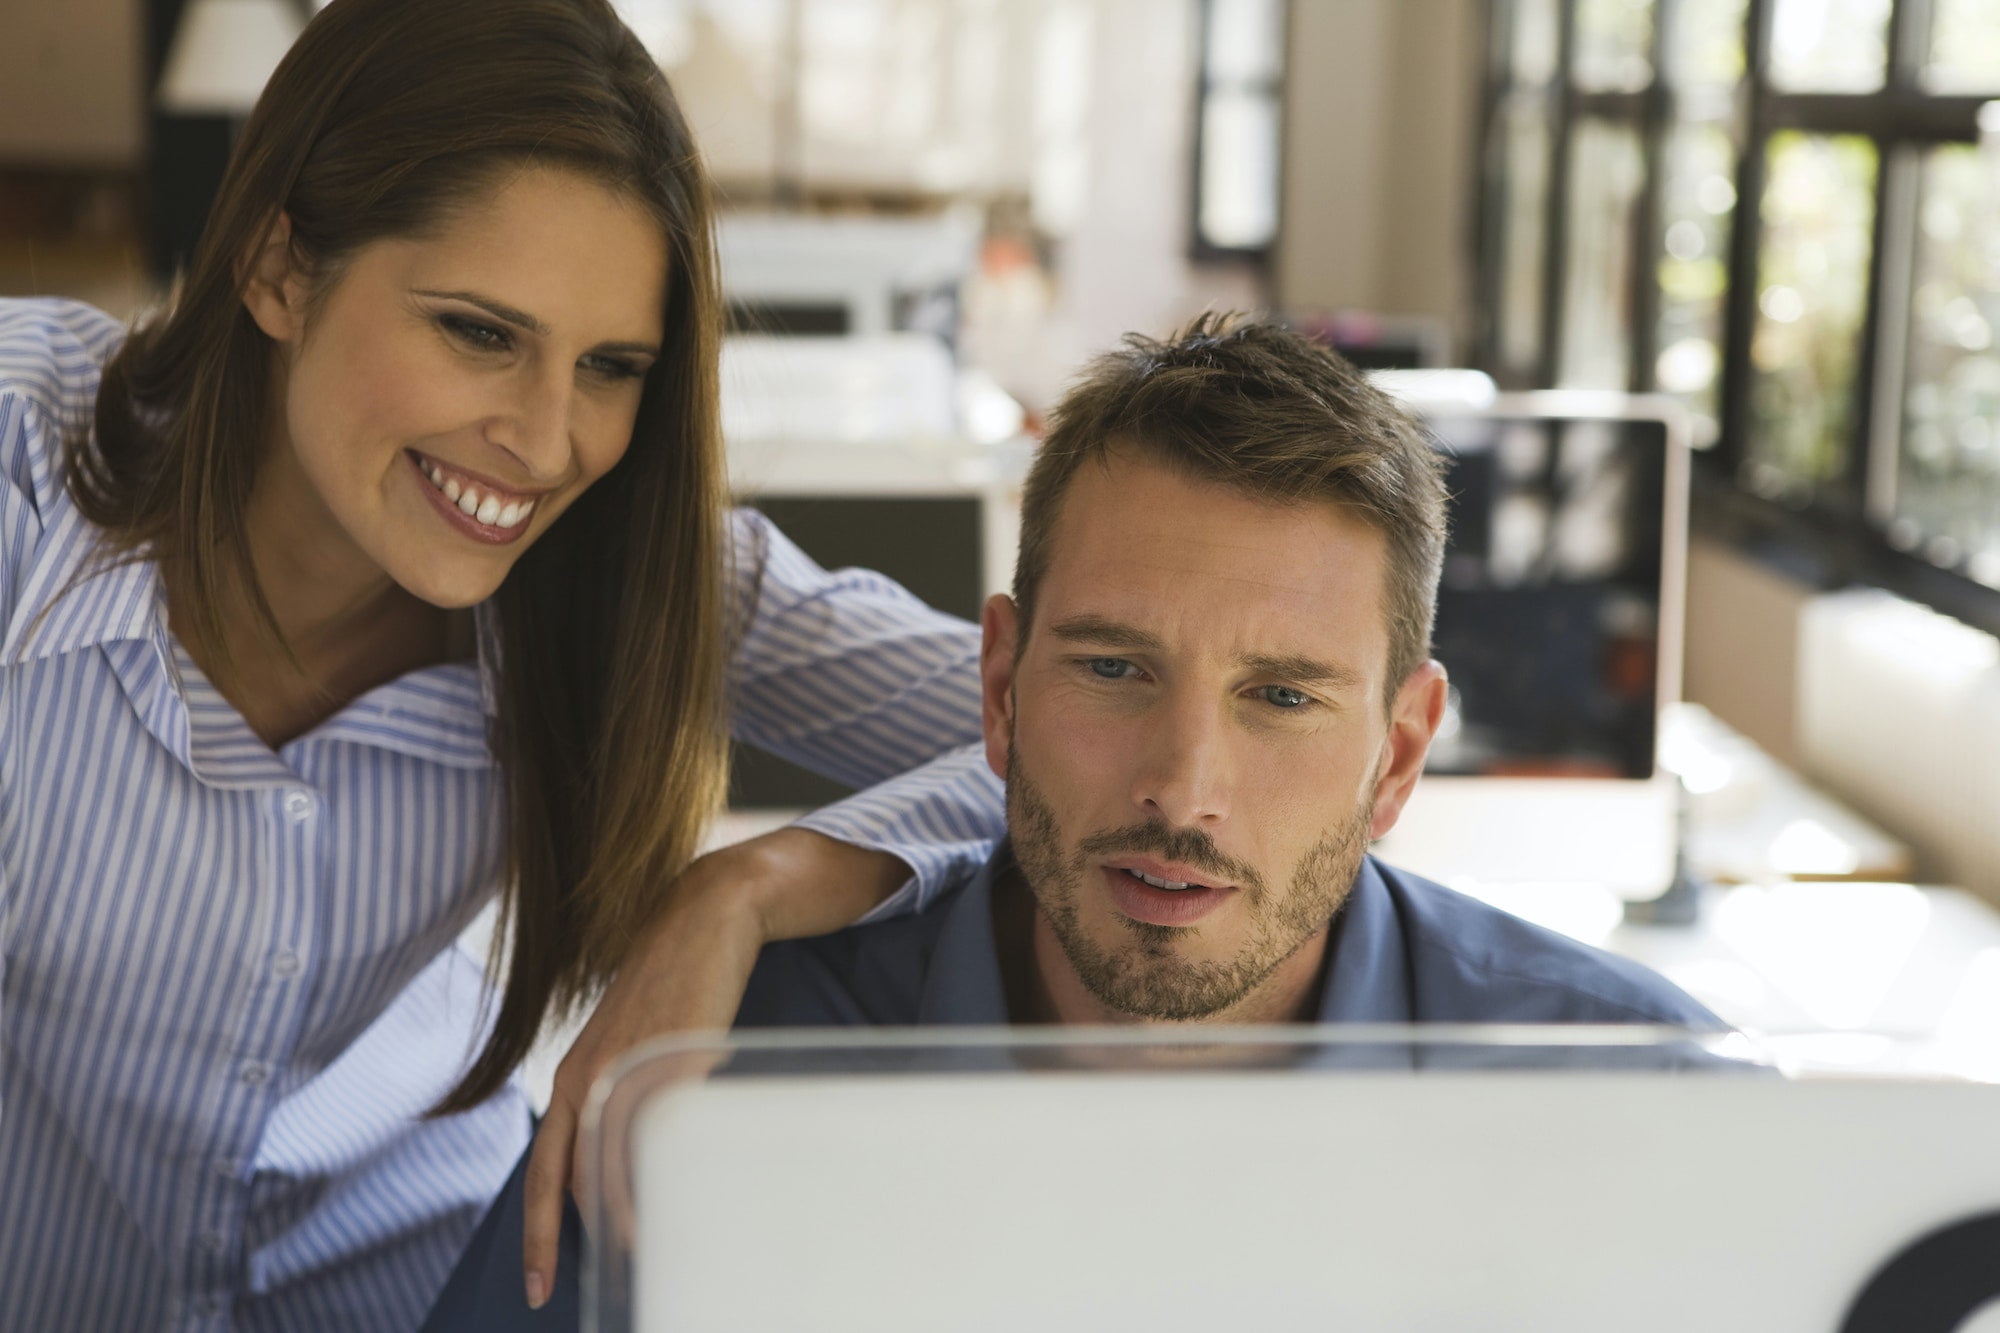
[[915, 848, 1016, 1025], [0, 491, 160, 666], [2, 488, 498, 772], [917, 846, 1414, 1027]]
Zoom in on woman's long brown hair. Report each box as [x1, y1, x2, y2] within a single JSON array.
[[67, 0, 729, 1111]]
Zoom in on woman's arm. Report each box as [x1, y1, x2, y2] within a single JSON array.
[[521, 510, 1006, 1304], [723, 506, 1006, 909]]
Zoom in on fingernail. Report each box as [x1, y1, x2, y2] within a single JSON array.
[[526, 1271, 548, 1309]]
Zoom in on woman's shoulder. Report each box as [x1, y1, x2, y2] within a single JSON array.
[[0, 298, 126, 507], [0, 298, 126, 395]]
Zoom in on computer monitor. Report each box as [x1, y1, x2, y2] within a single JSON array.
[[582, 1030, 2000, 1333], [1373, 391, 1691, 901]]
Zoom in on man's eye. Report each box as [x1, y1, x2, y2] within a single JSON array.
[[1256, 685, 1311, 709], [441, 314, 511, 351], [1086, 658, 1133, 679]]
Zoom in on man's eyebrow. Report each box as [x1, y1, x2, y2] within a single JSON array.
[[1050, 617, 1364, 692], [414, 288, 662, 358], [1241, 652, 1364, 692], [1048, 615, 1165, 652]]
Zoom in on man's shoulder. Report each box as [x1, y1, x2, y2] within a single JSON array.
[[1370, 857, 1722, 1028], [734, 885, 964, 1028]]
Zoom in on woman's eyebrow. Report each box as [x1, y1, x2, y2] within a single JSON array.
[[415, 288, 548, 334], [414, 288, 660, 357]]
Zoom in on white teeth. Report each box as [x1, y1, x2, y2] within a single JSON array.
[[1131, 869, 1196, 891], [421, 457, 533, 529]]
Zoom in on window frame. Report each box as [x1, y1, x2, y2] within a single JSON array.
[[1476, 0, 2000, 639], [1189, 0, 1290, 264]]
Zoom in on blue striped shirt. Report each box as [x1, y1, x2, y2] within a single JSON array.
[[0, 298, 1003, 1330]]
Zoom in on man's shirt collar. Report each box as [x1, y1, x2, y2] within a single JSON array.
[[914, 843, 1409, 1026]]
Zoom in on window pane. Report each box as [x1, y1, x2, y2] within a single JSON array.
[[1574, 0, 1655, 92], [1655, 122, 1737, 437], [1769, 0, 1890, 92], [1498, 96, 1552, 373], [1896, 145, 2000, 584], [1746, 132, 1878, 499], [1558, 119, 1645, 389], [1925, 0, 2000, 93], [1663, 0, 1747, 91], [1512, 0, 1561, 88], [1198, 89, 1281, 250], [1205, 0, 1285, 84]]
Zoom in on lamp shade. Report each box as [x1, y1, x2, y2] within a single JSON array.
[[157, 0, 305, 116]]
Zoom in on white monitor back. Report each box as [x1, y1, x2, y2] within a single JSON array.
[[590, 1032, 2000, 1333]]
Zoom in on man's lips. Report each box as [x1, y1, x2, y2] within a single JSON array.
[[1102, 856, 1233, 892], [1099, 858, 1237, 928]]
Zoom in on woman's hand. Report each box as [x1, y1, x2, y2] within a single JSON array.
[[520, 827, 912, 1308]]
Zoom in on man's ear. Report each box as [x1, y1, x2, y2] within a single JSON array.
[[1367, 659, 1448, 840], [240, 212, 307, 345], [979, 593, 1019, 783]]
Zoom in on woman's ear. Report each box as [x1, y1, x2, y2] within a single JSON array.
[[241, 212, 307, 344]]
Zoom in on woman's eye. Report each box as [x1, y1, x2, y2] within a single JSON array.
[[1256, 685, 1311, 709], [581, 353, 645, 382], [1086, 658, 1134, 680], [441, 314, 510, 351]]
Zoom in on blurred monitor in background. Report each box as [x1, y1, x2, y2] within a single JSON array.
[[1374, 396, 1690, 902]]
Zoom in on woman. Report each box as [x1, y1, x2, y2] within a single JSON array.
[[0, 0, 1000, 1327]]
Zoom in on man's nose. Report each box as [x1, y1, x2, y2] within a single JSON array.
[[1130, 692, 1232, 828]]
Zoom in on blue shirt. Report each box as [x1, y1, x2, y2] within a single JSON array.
[[0, 299, 1003, 1331], [736, 850, 1722, 1030]]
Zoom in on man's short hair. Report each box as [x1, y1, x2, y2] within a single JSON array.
[[1013, 313, 1450, 700]]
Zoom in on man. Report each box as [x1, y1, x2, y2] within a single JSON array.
[[425, 315, 1717, 1330]]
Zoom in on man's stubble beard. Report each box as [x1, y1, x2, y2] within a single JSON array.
[[1006, 737, 1373, 1022]]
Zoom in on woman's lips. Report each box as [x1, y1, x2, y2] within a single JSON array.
[[408, 451, 537, 546], [1100, 864, 1235, 927]]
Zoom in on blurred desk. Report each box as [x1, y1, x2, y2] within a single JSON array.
[[1664, 703, 1914, 883], [1484, 878, 2000, 1075]]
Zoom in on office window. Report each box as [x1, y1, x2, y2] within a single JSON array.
[[1476, 0, 2000, 632], [1745, 131, 1877, 500], [1192, 0, 1287, 258]]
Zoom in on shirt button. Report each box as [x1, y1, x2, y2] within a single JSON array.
[[283, 790, 316, 823], [194, 1295, 221, 1317], [200, 1230, 227, 1255], [272, 950, 302, 978], [213, 1157, 238, 1180], [240, 1061, 271, 1087]]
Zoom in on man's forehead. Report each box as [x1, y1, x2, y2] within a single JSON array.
[[1036, 451, 1391, 684]]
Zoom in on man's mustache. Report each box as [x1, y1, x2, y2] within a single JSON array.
[[1074, 821, 1264, 893]]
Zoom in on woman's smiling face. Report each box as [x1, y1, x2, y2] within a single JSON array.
[[243, 163, 670, 609]]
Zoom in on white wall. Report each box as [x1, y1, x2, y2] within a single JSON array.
[[1277, 0, 1480, 352]]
